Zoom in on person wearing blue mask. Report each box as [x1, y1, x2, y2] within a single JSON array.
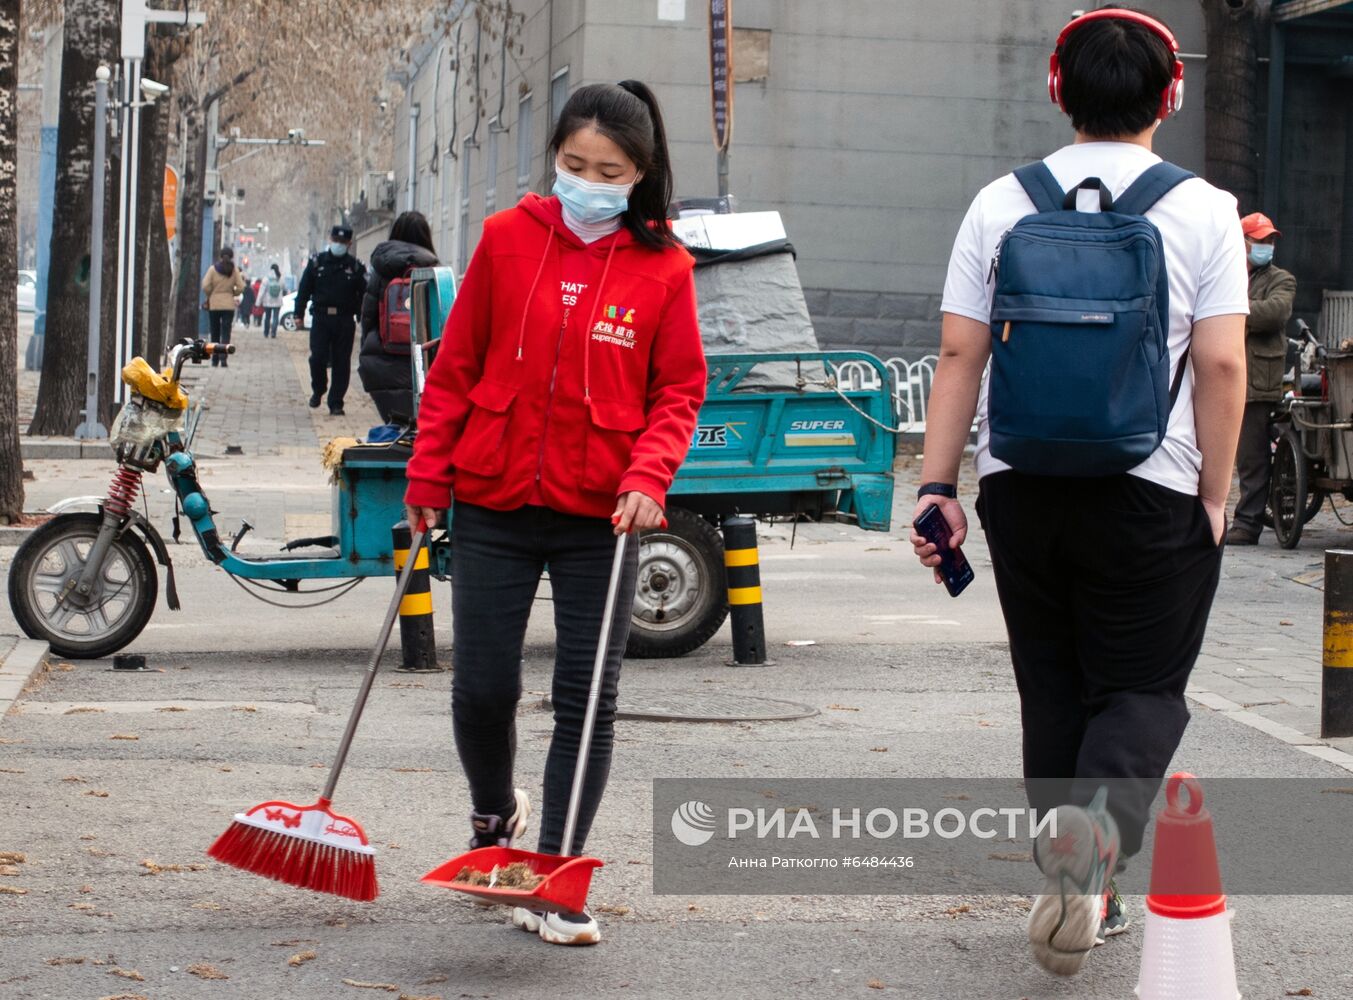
[[1229, 212, 1297, 545], [294, 224, 368, 415]]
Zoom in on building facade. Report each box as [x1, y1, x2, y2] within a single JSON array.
[[392, 1, 1347, 358]]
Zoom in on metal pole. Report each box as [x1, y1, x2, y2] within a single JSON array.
[[76, 67, 111, 440], [120, 57, 143, 400], [717, 146, 730, 199], [722, 515, 770, 665], [406, 103, 420, 212], [113, 58, 133, 400]]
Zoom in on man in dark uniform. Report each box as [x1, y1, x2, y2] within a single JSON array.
[[295, 225, 367, 415]]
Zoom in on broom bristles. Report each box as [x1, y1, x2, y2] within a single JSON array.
[[208, 819, 378, 902]]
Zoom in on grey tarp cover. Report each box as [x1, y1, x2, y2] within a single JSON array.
[[691, 246, 822, 391]]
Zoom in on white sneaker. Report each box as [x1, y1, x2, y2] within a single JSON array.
[[468, 788, 532, 849], [511, 906, 601, 946], [1027, 789, 1120, 977]]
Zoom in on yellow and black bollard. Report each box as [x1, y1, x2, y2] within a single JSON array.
[[392, 520, 440, 673], [722, 515, 771, 666], [1323, 549, 1353, 737]]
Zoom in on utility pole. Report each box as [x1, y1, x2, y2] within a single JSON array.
[[75, 66, 111, 441], [26, 24, 62, 371]]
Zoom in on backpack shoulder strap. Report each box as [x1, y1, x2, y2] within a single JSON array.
[[1012, 161, 1064, 214], [1114, 162, 1195, 217]]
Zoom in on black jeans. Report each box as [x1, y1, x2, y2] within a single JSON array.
[[308, 312, 355, 410], [262, 306, 280, 339], [1233, 401, 1275, 537], [977, 470, 1224, 857], [450, 502, 638, 856], [207, 309, 232, 366]]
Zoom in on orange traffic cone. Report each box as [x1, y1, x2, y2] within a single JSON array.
[[1135, 773, 1240, 1000]]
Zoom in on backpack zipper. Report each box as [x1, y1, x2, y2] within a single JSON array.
[[535, 307, 571, 485]]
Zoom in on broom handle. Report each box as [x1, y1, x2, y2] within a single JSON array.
[[321, 523, 427, 803], [560, 531, 630, 858]]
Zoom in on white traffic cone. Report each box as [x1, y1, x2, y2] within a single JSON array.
[[1135, 773, 1239, 1000]]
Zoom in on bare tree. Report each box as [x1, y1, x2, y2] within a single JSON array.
[[28, 0, 118, 434], [0, 0, 24, 522], [1201, 0, 1261, 213]]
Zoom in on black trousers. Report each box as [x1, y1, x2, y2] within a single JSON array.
[[977, 470, 1224, 857], [449, 502, 638, 856], [1233, 401, 1276, 537], [207, 309, 232, 367], [308, 312, 356, 410]]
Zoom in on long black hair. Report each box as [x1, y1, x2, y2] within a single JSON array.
[[548, 80, 678, 250], [389, 210, 437, 254]]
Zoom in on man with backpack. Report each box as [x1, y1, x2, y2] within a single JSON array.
[[910, 7, 1248, 978]]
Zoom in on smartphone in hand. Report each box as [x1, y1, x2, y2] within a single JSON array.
[[913, 503, 975, 598]]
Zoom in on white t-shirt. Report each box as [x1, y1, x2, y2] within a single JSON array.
[[940, 141, 1249, 495]]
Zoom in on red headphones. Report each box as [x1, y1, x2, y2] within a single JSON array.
[[1048, 8, 1185, 120]]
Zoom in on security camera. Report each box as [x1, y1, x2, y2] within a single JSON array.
[[378, 99, 388, 113], [140, 78, 169, 102], [287, 128, 305, 143]]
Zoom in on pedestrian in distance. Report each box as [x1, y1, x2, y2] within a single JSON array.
[[358, 211, 438, 424], [404, 80, 706, 946], [236, 272, 256, 328], [250, 277, 265, 327], [295, 225, 367, 415], [910, 6, 1248, 978], [1227, 212, 1297, 545], [201, 247, 245, 368], [258, 263, 286, 340]]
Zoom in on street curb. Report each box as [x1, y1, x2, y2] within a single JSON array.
[[1186, 687, 1353, 774], [0, 526, 31, 545], [0, 638, 51, 721], [20, 438, 110, 460]]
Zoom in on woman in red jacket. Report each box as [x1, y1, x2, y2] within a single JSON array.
[[404, 80, 706, 946]]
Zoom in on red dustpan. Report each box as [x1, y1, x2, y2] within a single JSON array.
[[423, 532, 631, 913]]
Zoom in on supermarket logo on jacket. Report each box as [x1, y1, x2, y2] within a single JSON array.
[[592, 304, 639, 350]]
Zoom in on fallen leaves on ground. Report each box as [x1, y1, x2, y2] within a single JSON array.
[[341, 979, 400, 991], [0, 852, 26, 863], [79, 834, 96, 841], [0, 864, 20, 876], [232, 705, 257, 713], [44, 956, 87, 965], [109, 734, 139, 741], [70, 902, 96, 911], [97, 994, 148, 1000], [1285, 990, 1314, 997], [397, 994, 443, 1000], [988, 852, 1031, 863], [827, 704, 860, 711], [0, 767, 23, 774], [218, 766, 233, 772], [287, 950, 317, 967], [141, 859, 206, 875], [65, 707, 104, 715], [0, 738, 24, 744], [0, 885, 28, 895], [945, 904, 972, 917], [392, 767, 433, 773], [156, 706, 188, 713], [62, 775, 86, 783], [191, 901, 223, 910], [867, 980, 886, 990], [86, 847, 116, 857], [85, 790, 110, 798], [1280, 620, 1295, 627], [188, 963, 229, 980], [79, 885, 94, 893], [595, 903, 630, 915], [54, 662, 74, 671], [107, 968, 144, 981], [869, 747, 889, 752]]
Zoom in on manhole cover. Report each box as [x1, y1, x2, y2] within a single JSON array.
[[541, 690, 818, 723]]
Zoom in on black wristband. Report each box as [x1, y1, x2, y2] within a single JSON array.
[[916, 482, 957, 500]]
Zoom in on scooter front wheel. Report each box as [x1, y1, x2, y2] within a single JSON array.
[[8, 512, 158, 658]]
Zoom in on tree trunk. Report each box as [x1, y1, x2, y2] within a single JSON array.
[[0, 0, 24, 521], [1201, 0, 1261, 213], [28, 0, 120, 435], [136, 32, 177, 365], [171, 101, 209, 344]]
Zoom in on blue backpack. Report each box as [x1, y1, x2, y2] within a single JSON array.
[[987, 161, 1194, 477]]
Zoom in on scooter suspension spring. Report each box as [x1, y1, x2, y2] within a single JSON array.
[[104, 466, 143, 518]]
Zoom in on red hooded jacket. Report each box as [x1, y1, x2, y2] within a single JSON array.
[[404, 194, 707, 519]]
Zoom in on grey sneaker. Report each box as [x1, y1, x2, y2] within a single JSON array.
[[1095, 881, 1130, 945], [1027, 787, 1121, 977], [468, 788, 531, 849], [511, 906, 601, 946]]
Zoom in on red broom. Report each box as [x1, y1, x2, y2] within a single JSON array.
[[208, 523, 429, 901]]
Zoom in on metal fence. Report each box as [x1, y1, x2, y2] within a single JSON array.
[[1321, 291, 1353, 348], [831, 355, 938, 432]]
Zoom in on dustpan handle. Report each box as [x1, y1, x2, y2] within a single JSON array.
[[322, 523, 427, 803], [560, 531, 630, 858]]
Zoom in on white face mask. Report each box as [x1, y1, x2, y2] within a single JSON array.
[[552, 161, 638, 225]]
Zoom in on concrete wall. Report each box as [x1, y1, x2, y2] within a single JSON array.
[[396, 0, 1211, 360]]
